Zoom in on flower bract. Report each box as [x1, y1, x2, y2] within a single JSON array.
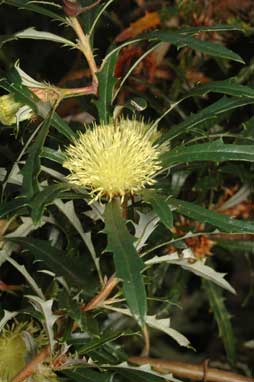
[[63, 119, 163, 202]]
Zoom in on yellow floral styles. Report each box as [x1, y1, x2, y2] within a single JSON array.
[[63, 119, 163, 202]]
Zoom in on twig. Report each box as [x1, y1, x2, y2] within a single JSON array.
[[69, 16, 98, 84], [11, 345, 50, 382], [80, 275, 119, 311], [141, 325, 150, 356], [128, 357, 254, 382]]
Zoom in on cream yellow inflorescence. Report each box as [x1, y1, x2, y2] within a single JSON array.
[[63, 119, 163, 203]]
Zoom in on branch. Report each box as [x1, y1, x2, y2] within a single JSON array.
[[128, 357, 254, 382], [11, 345, 50, 382], [80, 275, 118, 311]]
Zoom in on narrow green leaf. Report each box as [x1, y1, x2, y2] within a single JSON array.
[[142, 190, 173, 229], [146, 253, 235, 294], [0, 198, 28, 218], [1, 0, 64, 21], [148, 30, 244, 63], [179, 24, 243, 34], [63, 368, 112, 382], [189, 80, 254, 98], [30, 183, 71, 224], [0, 78, 75, 141], [105, 306, 190, 348], [203, 280, 236, 365], [21, 117, 52, 198], [41, 146, 65, 164], [7, 237, 94, 291], [104, 199, 147, 327], [216, 239, 254, 254], [26, 296, 59, 351], [168, 197, 254, 234], [15, 27, 75, 47], [95, 51, 119, 123], [158, 97, 254, 142], [161, 140, 254, 167]]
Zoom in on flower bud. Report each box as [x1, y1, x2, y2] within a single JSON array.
[[0, 94, 32, 126]]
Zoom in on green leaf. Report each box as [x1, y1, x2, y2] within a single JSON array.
[[160, 140, 254, 167], [62, 368, 112, 382], [26, 295, 59, 351], [216, 239, 254, 254], [0, 197, 28, 218], [142, 190, 173, 229], [0, 310, 18, 331], [1, 0, 64, 21], [15, 27, 75, 47], [41, 146, 65, 164], [21, 117, 52, 198], [95, 50, 119, 123], [104, 199, 147, 327], [7, 237, 94, 291], [146, 252, 235, 294], [112, 364, 171, 382], [189, 80, 254, 98], [179, 24, 243, 34], [105, 306, 190, 348], [168, 197, 254, 234], [0, 77, 75, 141], [158, 97, 254, 142], [72, 330, 126, 355], [30, 183, 71, 224], [203, 280, 236, 365], [148, 30, 244, 63]]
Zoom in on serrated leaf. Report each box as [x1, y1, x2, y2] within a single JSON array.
[[142, 190, 173, 229], [26, 295, 59, 351], [0, 77, 75, 141], [95, 50, 119, 123], [54, 199, 101, 282], [189, 80, 254, 99], [7, 257, 45, 298], [145, 252, 235, 294], [161, 140, 254, 168], [73, 330, 126, 355], [30, 183, 71, 224], [179, 24, 243, 34], [0, 310, 18, 331], [7, 237, 93, 291], [133, 211, 159, 252], [1, 0, 64, 21], [203, 280, 236, 365], [158, 97, 254, 142], [104, 199, 147, 327], [15, 27, 75, 47], [62, 368, 112, 382], [104, 306, 190, 348], [21, 117, 52, 198], [41, 146, 65, 164], [0, 197, 28, 218], [148, 30, 244, 63], [112, 363, 181, 382], [216, 239, 254, 254], [168, 197, 254, 234]]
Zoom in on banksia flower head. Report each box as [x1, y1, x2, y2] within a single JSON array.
[[0, 321, 47, 381], [63, 119, 163, 203]]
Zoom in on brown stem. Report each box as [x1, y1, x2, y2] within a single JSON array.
[[11, 345, 50, 382], [141, 325, 150, 356], [128, 357, 254, 382], [78, 0, 102, 15], [81, 275, 118, 311], [69, 16, 98, 84]]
